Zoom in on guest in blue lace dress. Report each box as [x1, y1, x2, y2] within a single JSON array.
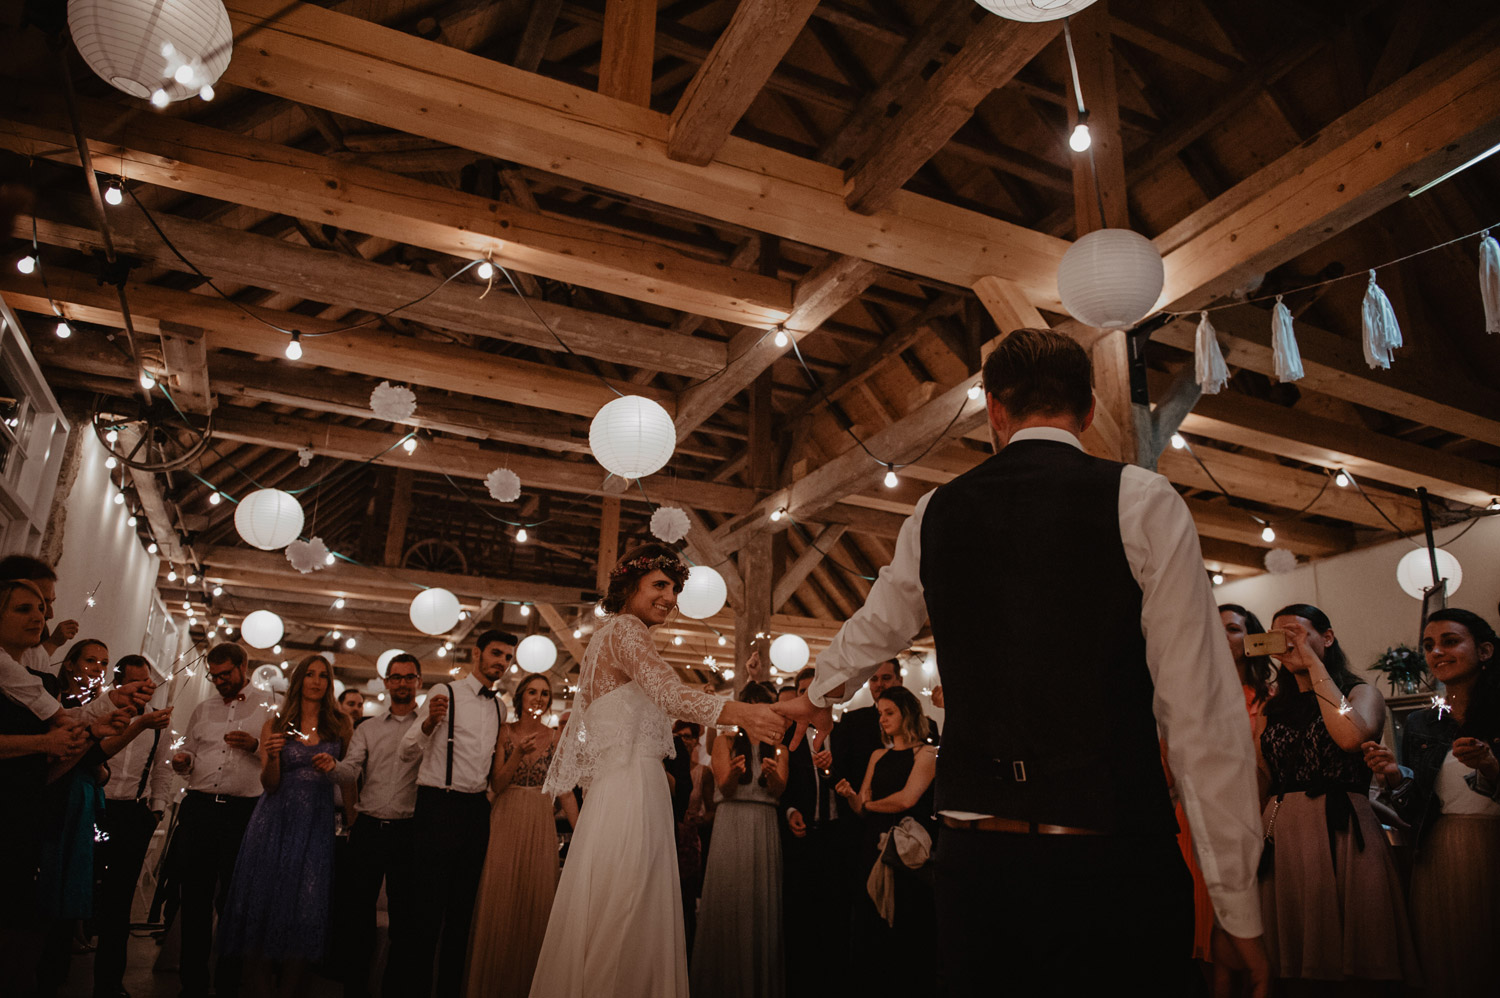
[[219, 654, 351, 995]]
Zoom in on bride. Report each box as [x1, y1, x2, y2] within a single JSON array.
[[530, 544, 784, 998]]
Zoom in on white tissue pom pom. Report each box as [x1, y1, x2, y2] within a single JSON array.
[[650, 506, 691, 544], [1264, 548, 1298, 575], [486, 468, 522, 503], [370, 381, 417, 422], [286, 536, 331, 574]]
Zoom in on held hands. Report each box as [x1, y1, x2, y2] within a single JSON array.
[[311, 752, 337, 773], [1360, 741, 1401, 780], [1453, 737, 1500, 780], [109, 679, 156, 711], [773, 694, 834, 753], [225, 730, 260, 753], [43, 724, 90, 760], [90, 709, 132, 740], [736, 702, 786, 747]]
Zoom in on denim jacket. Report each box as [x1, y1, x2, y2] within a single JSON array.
[[1384, 705, 1500, 848]]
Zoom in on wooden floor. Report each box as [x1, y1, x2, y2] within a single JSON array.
[[56, 933, 344, 998]]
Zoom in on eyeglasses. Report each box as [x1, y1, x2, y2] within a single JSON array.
[[384, 674, 420, 683]]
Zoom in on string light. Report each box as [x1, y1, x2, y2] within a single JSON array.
[[272, 644, 282, 655], [212, 585, 223, 596], [672, 635, 683, 646], [103, 180, 123, 206], [147, 542, 158, 554], [325, 552, 335, 565], [1069, 121, 1092, 152], [333, 598, 345, 609], [723, 668, 735, 680], [769, 508, 784, 523], [476, 261, 494, 280], [718, 635, 727, 647], [573, 628, 582, 639], [331, 630, 342, 639], [1261, 525, 1276, 543], [1212, 573, 1225, 586], [285, 331, 303, 360], [1170, 433, 1186, 450], [199, 84, 214, 102], [436, 647, 447, 658], [16, 255, 36, 275], [208, 492, 221, 505], [883, 467, 899, 489], [519, 604, 531, 617], [56, 321, 72, 339], [150, 89, 169, 108], [105, 428, 118, 444], [444, 641, 453, 650], [402, 437, 417, 454], [139, 370, 156, 390], [166, 569, 177, 582], [127, 515, 137, 527], [1490, 498, 1500, 511], [345, 637, 357, 649], [516, 528, 528, 543], [773, 329, 788, 348], [1334, 471, 1350, 488], [105, 456, 117, 469], [186, 572, 197, 585], [967, 384, 982, 400]]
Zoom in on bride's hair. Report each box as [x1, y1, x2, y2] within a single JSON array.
[[601, 543, 689, 614]]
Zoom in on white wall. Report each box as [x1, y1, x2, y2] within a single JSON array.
[[48, 431, 162, 669], [1214, 515, 1500, 682]]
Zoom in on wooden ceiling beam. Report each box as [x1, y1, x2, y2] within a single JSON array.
[[1184, 498, 1356, 557], [1152, 311, 1500, 449], [843, 14, 1058, 214], [22, 207, 728, 379], [667, 0, 822, 166], [1156, 18, 1500, 308], [0, 96, 791, 328], [599, 0, 655, 106], [772, 523, 847, 612], [2, 266, 666, 420], [673, 253, 881, 441], [1199, 538, 1276, 577], [218, 0, 1070, 308]]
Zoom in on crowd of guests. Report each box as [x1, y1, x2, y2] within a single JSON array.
[[3, 542, 1498, 997]]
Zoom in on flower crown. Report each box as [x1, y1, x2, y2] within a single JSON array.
[[609, 554, 687, 579]]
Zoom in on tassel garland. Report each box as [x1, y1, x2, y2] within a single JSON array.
[[1360, 270, 1403, 370], [1482, 230, 1500, 334], [1194, 312, 1229, 394], [1271, 296, 1303, 383]]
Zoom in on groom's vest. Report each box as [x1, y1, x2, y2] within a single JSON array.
[[919, 439, 1176, 834]]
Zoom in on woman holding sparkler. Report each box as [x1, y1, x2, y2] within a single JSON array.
[[1257, 603, 1418, 988], [465, 672, 572, 998], [218, 654, 351, 995], [1362, 608, 1500, 997]]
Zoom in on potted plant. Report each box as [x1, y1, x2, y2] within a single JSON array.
[[1370, 645, 1428, 694]]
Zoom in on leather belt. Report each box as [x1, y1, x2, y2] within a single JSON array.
[[941, 814, 1105, 836]]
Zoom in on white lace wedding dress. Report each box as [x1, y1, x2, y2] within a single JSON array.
[[529, 613, 723, 998]]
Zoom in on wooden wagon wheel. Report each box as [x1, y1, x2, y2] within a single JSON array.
[[403, 538, 469, 575], [92, 395, 213, 472]]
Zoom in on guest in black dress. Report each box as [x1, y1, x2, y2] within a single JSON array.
[[835, 686, 936, 992]]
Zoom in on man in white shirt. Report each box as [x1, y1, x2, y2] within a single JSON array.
[[778, 328, 1269, 996], [168, 643, 279, 998], [399, 630, 513, 998], [333, 653, 424, 997], [94, 653, 175, 998]]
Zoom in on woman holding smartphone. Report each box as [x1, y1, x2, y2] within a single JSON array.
[[1257, 603, 1419, 989]]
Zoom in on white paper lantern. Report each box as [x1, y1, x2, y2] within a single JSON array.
[[589, 395, 676, 479], [333, 678, 346, 698], [769, 633, 810, 675], [250, 664, 280, 692], [1396, 547, 1463, 600], [364, 677, 385, 694], [677, 565, 727, 620], [240, 609, 284, 649], [68, 0, 232, 102], [974, 0, 1098, 22], [1056, 228, 1165, 330], [234, 488, 304, 551], [409, 587, 461, 635], [376, 648, 407, 678], [516, 634, 558, 674]]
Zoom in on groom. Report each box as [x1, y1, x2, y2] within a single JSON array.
[[777, 327, 1269, 995]]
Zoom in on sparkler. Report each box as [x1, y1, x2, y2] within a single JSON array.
[[93, 824, 110, 844], [1431, 694, 1451, 720], [80, 580, 102, 613], [1338, 696, 1353, 717]]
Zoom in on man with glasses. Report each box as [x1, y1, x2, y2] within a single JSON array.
[[168, 642, 279, 998], [332, 653, 424, 997]]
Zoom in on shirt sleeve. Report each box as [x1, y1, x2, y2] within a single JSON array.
[[0, 653, 63, 720], [611, 616, 723, 728], [147, 732, 174, 812], [807, 491, 933, 708], [179, 701, 209, 770], [1120, 466, 1264, 939], [333, 723, 370, 784]]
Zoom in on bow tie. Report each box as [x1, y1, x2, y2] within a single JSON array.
[[222, 693, 246, 706], [479, 687, 498, 699]]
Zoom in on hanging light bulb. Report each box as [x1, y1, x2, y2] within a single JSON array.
[[56, 321, 72, 339], [1489, 498, 1500, 511], [520, 604, 531, 617], [402, 436, 417, 454], [147, 542, 158, 555], [186, 573, 197, 585], [516, 528, 528, 543], [285, 331, 303, 360], [1261, 525, 1276, 543], [444, 641, 454, 650], [272, 644, 282, 655], [773, 329, 788, 348], [139, 370, 156, 390], [476, 260, 494, 280], [213, 585, 223, 596], [16, 254, 36, 275], [105, 456, 117, 469], [345, 636, 357, 649], [883, 467, 899, 489], [770, 508, 784, 523], [113, 491, 125, 505], [208, 629, 217, 639], [127, 515, 138, 527], [199, 84, 214, 101], [1334, 471, 1350, 488], [167, 569, 177, 582], [105, 428, 119, 444], [1170, 433, 1186, 450], [436, 646, 447, 658], [573, 628, 582, 639], [1212, 573, 1225, 586], [208, 491, 221, 506], [718, 635, 727, 647], [673, 635, 683, 646], [1069, 122, 1092, 152], [967, 384, 982, 400], [333, 597, 346, 609], [325, 552, 335, 565], [103, 180, 124, 206]]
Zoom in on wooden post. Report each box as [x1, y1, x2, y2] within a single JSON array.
[[734, 369, 776, 687], [596, 495, 621, 592], [600, 0, 655, 107], [383, 468, 413, 567]]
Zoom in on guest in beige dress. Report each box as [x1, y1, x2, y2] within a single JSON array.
[[465, 674, 569, 998]]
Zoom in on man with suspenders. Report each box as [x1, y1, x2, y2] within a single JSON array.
[[400, 630, 515, 997]]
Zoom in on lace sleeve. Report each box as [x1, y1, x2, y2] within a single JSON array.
[[611, 615, 723, 728]]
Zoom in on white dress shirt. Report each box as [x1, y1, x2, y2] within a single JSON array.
[[399, 673, 503, 795], [177, 686, 281, 797], [104, 723, 174, 812], [807, 427, 1265, 939], [333, 708, 422, 819], [0, 645, 119, 723]]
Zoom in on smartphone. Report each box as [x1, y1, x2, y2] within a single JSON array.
[[1244, 630, 1288, 657]]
